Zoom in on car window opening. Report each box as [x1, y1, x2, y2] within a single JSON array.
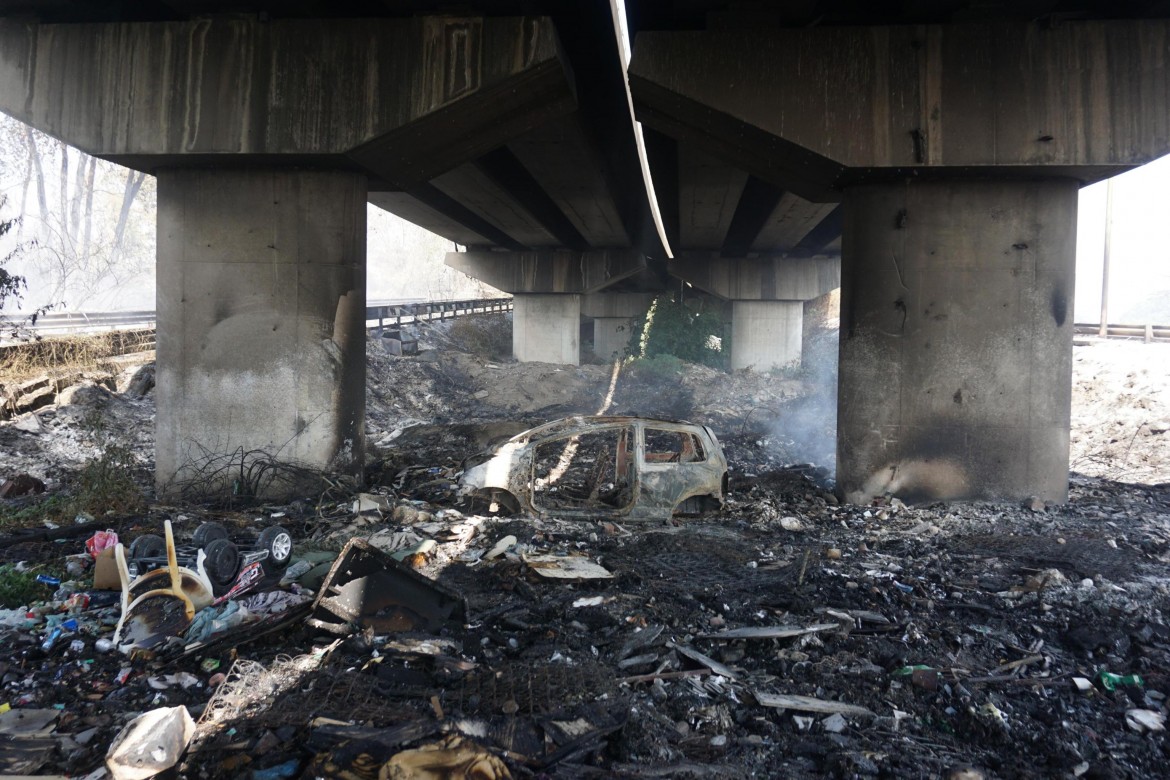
[[644, 428, 706, 464], [532, 427, 635, 511]]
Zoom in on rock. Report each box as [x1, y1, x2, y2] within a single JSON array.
[[11, 414, 43, 433], [1149, 420, 1169, 434], [0, 473, 46, 498], [1025, 496, 1046, 512], [123, 363, 155, 399]]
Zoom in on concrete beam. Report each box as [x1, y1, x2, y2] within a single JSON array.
[[445, 250, 646, 294], [630, 21, 1170, 196], [0, 15, 574, 188], [838, 178, 1076, 505], [581, 292, 654, 319], [156, 168, 366, 496], [513, 294, 580, 364], [669, 254, 840, 302]]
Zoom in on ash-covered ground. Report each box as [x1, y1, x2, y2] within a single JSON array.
[[0, 317, 1166, 779]]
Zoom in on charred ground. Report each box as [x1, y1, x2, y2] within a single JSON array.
[[0, 317, 1166, 779]]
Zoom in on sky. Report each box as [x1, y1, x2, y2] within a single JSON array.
[[1075, 155, 1170, 325]]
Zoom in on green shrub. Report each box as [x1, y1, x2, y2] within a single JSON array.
[[0, 564, 42, 608], [626, 295, 728, 369]]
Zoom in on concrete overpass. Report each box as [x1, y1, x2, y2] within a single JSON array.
[[2, 1, 1170, 505]]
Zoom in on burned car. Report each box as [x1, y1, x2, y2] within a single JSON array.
[[458, 416, 728, 520]]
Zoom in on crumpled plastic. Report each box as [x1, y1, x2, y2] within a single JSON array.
[[86, 530, 119, 558], [237, 590, 310, 617], [106, 705, 195, 780]]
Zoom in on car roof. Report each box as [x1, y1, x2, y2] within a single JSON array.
[[510, 415, 704, 444]]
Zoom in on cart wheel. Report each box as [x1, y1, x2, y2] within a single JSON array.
[[256, 526, 293, 573], [192, 521, 229, 549], [128, 533, 165, 567], [203, 538, 240, 590]]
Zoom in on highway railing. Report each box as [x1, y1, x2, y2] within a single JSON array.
[[1074, 322, 1170, 343], [365, 297, 512, 330], [1, 297, 513, 339]]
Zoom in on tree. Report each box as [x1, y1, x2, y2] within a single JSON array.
[[0, 114, 155, 311], [0, 193, 29, 312]]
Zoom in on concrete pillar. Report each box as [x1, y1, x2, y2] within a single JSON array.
[[582, 292, 653, 361], [593, 318, 633, 360], [838, 179, 1077, 505], [512, 294, 581, 364], [156, 169, 366, 495], [730, 301, 802, 371]]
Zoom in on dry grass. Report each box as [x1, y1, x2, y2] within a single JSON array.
[[0, 330, 154, 385]]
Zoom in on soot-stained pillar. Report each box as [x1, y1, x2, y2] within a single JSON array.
[[838, 179, 1077, 504], [730, 301, 803, 371], [156, 169, 367, 495], [513, 294, 581, 365]]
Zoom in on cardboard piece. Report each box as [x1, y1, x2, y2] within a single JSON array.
[[92, 547, 120, 591]]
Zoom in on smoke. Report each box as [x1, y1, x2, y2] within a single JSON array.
[[766, 293, 839, 476]]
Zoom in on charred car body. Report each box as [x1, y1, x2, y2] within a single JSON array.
[[458, 416, 728, 520]]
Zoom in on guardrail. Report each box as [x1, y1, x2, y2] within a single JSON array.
[[0, 297, 513, 338], [366, 297, 512, 330], [1074, 322, 1170, 343]]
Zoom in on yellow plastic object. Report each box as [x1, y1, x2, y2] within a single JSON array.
[[113, 520, 213, 652]]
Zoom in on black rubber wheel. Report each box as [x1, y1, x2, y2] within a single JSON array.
[[192, 521, 229, 549], [128, 533, 165, 565], [256, 526, 293, 574], [203, 538, 241, 590]]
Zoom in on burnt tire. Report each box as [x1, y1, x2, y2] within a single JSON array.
[[256, 526, 293, 574], [128, 533, 165, 566], [192, 521, 229, 549], [203, 538, 240, 591]]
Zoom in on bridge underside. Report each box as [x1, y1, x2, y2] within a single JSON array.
[[3, 1, 1170, 503]]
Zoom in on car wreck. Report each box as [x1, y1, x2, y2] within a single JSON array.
[[458, 415, 728, 520]]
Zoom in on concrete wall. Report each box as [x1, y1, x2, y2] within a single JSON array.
[[155, 168, 366, 494], [730, 300, 802, 371], [837, 179, 1077, 504], [512, 294, 580, 364]]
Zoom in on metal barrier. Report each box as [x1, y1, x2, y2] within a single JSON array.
[[365, 297, 512, 330], [1, 297, 513, 338], [1074, 322, 1170, 343]]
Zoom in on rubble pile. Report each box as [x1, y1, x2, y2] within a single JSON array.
[[0, 326, 1164, 778]]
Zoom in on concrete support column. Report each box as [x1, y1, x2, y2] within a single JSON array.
[[156, 168, 367, 495], [730, 301, 803, 371], [582, 292, 653, 361], [513, 294, 581, 364], [593, 318, 633, 360], [838, 179, 1077, 504]]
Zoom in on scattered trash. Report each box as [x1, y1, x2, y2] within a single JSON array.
[[105, 705, 195, 780], [1097, 669, 1144, 691], [307, 538, 466, 635], [753, 692, 875, 718], [522, 553, 613, 581], [1125, 708, 1166, 733]]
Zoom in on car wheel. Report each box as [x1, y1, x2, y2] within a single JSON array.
[[192, 521, 229, 549], [203, 538, 240, 591], [256, 526, 293, 573], [128, 533, 165, 567]]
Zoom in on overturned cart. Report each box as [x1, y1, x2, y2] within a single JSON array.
[[458, 415, 729, 521]]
